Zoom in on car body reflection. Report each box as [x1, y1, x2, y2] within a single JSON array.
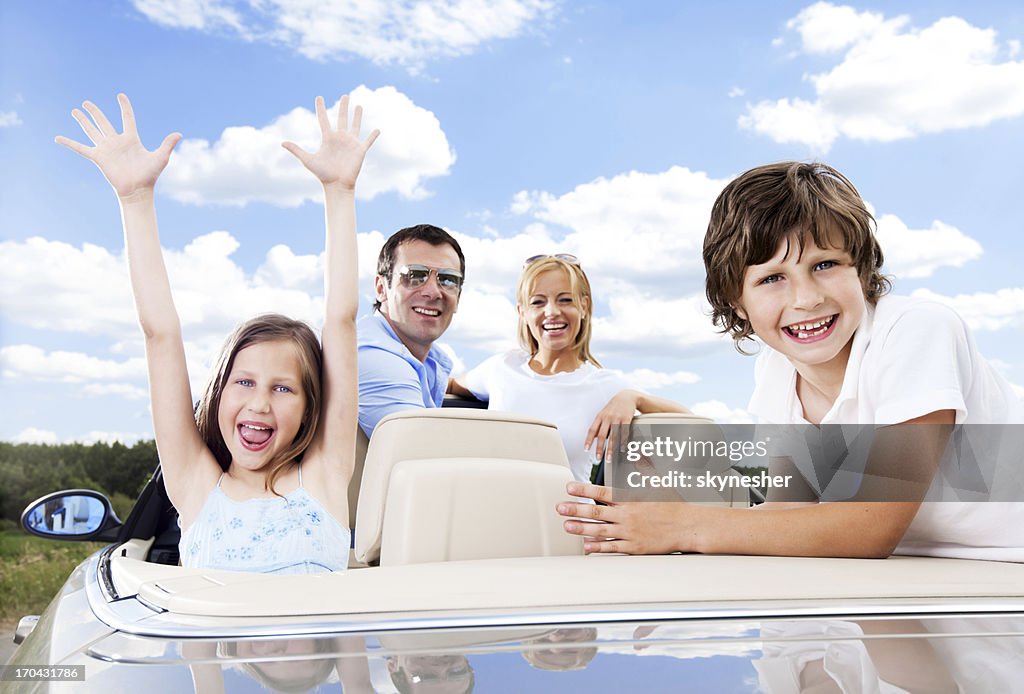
[[51, 616, 1022, 692]]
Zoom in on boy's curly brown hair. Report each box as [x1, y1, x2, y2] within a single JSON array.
[[703, 161, 890, 350]]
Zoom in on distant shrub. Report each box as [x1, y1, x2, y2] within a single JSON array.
[[110, 492, 135, 523], [0, 441, 158, 524]]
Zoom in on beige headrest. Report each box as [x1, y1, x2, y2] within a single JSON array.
[[354, 409, 571, 565]]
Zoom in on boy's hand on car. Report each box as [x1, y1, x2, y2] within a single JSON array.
[[56, 93, 181, 202], [557, 482, 691, 555]]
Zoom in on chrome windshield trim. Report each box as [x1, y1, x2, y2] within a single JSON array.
[[89, 595, 1024, 640], [96, 544, 119, 600]]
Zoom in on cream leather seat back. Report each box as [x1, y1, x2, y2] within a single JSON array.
[[348, 428, 369, 530], [354, 409, 581, 566]]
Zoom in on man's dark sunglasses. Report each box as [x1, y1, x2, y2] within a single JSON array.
[[397, 264, 464, 292]]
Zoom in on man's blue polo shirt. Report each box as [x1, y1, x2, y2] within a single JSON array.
[[356, 311, 453, 438]]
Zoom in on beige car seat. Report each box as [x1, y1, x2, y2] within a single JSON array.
[[348, 428, 369, 531], [353, 409, 582, 566]]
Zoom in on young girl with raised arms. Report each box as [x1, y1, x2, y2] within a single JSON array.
[[57, 93, 378, 574]]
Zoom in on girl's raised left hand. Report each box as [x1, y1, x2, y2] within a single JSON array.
[[283, 95, 379, 189]]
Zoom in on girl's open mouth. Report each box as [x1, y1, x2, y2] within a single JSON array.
[[238, 423, 274, 451], [783, 314, 837, 342]]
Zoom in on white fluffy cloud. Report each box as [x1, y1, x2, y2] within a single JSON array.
[[614, 368, 701, 391], [875, 214, 983, 279], [131, 0, 555, 71], [13, 427, 59, 445], [77, 430, 149, 445], [442, 287, 520, 354], [786, 2, 892, 53], [739, 98, 838, 153], [741, 3, 1024, 151], [594, 290, 727, 358], [451, 222, 560, 295], [512, 166, 731, 294], [690, 400, 754, 424], [0, 237, 138, 335], [132, 0, 247, 32], [0, 110, 22, 127], [0, 345, 147, 383], [0, 232, 336, 341], [80, 383, 149, 399], [163, 86, 454, 207], [1, 230, 380, 396], [10, 427, 146, 445], [911, 287, 1024, 332]]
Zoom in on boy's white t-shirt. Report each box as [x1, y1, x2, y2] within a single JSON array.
[[461, 350, 632, 482], [747, 295, 1024, 561]]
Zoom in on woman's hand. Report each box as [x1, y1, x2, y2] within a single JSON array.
[[282, 95, 379, 190], [55, 94, 181, 201], [585, 389, 641, 463]]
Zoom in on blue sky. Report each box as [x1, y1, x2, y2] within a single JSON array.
[[2, 0, 1023, 444]]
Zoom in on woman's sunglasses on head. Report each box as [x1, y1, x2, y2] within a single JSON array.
[[396, 264, 464, 292], [523, 253, 579, 268]]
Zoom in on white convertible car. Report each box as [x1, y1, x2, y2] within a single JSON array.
[[9, 409, 1024, 692]]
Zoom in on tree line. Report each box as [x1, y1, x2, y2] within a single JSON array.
[[0, 441, 158, 526]]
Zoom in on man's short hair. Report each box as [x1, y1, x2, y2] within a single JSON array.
[[374, 224, 466, 311], [703, 161, 890, 349]]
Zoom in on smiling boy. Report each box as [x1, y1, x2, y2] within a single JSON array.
[[558, 161, 1023, 560]]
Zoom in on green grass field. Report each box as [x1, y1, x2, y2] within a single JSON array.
[[0, 530, 102, 621]]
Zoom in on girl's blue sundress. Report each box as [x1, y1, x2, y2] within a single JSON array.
[[178, 466, 349, 575]]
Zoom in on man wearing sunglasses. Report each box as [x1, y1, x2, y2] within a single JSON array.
[[357, 224, 466, 437]]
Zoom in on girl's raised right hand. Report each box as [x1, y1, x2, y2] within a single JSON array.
[[56, 93, 181, 201]]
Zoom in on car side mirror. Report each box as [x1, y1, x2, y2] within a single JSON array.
[[21, 490, 123, 542]]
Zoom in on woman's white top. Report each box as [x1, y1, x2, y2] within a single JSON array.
[[461, 350, 631, 481]]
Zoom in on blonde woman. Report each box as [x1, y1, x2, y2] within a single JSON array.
[[449, 255, 689, 482]]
